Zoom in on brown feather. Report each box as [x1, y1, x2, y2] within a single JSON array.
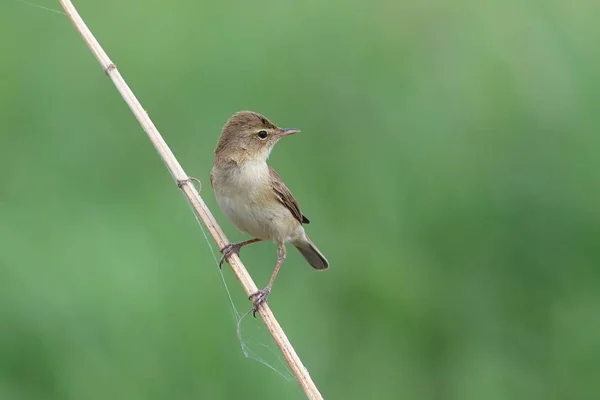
[[269, 166, 310, 225]]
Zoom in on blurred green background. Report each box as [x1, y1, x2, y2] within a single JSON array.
[[1, 0, 599, 399]]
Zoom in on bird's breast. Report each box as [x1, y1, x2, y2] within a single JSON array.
[[212, 161, 270, 199], [211, 162, 302, 242]]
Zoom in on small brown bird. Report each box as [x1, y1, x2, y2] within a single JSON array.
[[211, 111, 329, 314]]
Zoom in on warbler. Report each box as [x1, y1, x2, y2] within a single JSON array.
[[210, 111, 329, 313]]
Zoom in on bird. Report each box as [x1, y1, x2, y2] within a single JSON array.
[[210, 111, 329, 314]]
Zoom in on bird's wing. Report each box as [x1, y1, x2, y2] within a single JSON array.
[[269, 166, 310, 224]]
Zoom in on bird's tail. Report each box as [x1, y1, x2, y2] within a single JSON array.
[[293, 237, 329, 270]]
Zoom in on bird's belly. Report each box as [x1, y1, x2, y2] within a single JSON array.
[[217, 193, 302, 243]]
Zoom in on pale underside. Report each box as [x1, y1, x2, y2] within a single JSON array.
[[211, 160, 308, 245]]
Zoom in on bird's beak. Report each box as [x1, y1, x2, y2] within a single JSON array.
[[278, 128, 300, 137]]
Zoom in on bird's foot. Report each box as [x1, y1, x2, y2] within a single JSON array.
[[219, 242, 242, 268], [249, 288, 271, 318]]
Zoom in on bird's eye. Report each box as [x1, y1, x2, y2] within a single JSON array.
[[257, 130, 268, 139]]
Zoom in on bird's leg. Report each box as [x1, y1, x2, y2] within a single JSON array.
[[219, 238, 262, 268], [250, 244, 286, 317]]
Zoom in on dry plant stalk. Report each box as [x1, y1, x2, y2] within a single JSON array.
[[58, 1, 324, 399]]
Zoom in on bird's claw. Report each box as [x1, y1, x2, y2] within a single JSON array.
[[249, 288, 271, 318], [219, 243, 241, 268]]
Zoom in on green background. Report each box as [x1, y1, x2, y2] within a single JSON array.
[[2, 0, 599, 399]]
